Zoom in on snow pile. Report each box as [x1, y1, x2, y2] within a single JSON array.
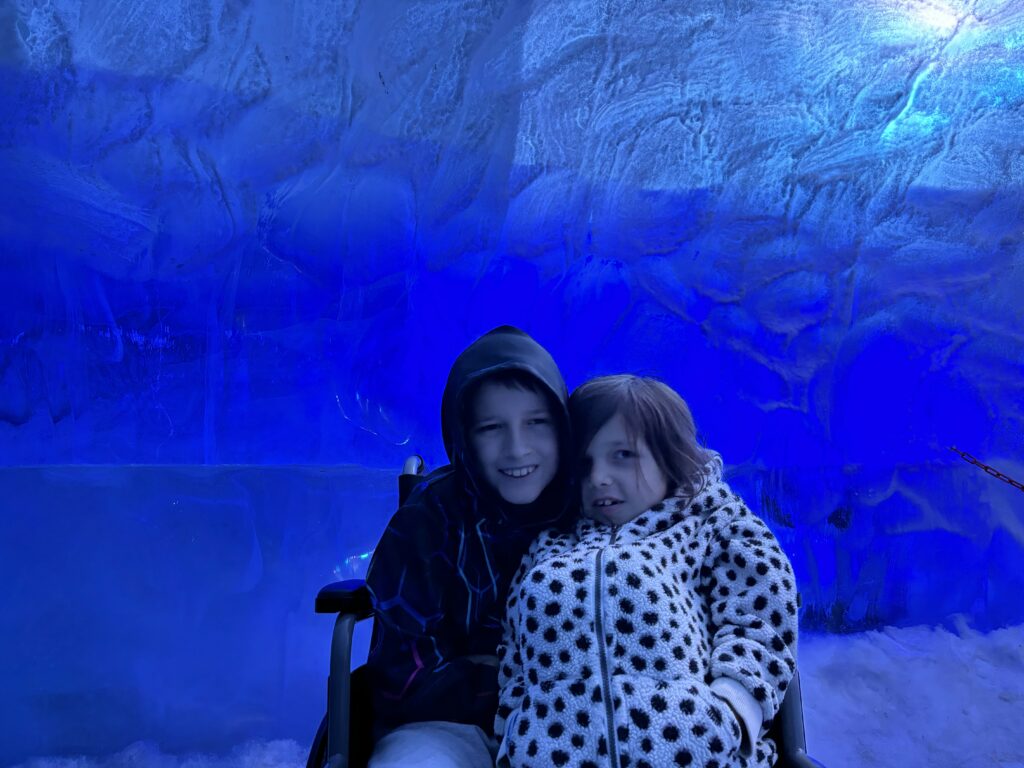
[[801, 621, 1024, 767]]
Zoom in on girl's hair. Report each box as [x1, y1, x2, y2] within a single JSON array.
[[569, 375, 712, 500]]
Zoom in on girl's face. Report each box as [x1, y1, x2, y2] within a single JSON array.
[[580, 411, 668, 526]]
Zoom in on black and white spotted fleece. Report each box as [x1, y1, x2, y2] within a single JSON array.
[[494, 456, 799, 768]]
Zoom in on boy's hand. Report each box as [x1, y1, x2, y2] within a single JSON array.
[[464, 654, 499, 667]]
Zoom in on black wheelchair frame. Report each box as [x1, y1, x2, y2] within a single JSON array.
[[307, 459, 826, 768]]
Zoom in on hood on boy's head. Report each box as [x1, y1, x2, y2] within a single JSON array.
[[440, 325, 570, 499]]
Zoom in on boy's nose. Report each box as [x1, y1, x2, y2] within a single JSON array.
[[504, 426, 529, 457]]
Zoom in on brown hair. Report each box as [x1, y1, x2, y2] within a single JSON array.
[[460, 367, 552, 423], [569, 375, 712, 500]]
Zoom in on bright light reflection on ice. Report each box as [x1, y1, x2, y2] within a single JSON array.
[[913, 2, 960, 33], [878, 0, 966, 40]]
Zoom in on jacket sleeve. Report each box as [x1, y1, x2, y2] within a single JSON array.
[[700, 501, 799, 750], [365, 501, 498, 736], [494, 535, 545, 738]]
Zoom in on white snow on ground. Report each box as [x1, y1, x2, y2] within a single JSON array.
[[7, 741, 307, 768], [801, 622, 1024, 768], [13, 624, 1024, 768]]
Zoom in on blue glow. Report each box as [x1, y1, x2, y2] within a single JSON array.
[[2, 0, 1023, 763]]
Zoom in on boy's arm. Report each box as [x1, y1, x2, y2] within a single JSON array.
[[494, 547, 535, 738], [700, 503, 799, 756], [365, 502, 499, 735]]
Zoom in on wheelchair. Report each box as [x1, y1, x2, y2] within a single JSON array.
[[306, 457, 826, 768]]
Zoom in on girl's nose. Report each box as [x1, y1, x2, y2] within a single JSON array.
[[589, 461, 611, 487]]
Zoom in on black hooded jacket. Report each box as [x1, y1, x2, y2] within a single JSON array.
[[364, 326, 573, 739]]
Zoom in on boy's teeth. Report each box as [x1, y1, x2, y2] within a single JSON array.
[[502, 465, 537, 478]]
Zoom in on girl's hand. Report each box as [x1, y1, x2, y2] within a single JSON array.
[[711, 690, 751, 755]]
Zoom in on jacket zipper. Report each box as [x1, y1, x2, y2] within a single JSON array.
[[593, 525, 620, 768]]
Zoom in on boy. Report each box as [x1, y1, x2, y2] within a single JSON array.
[[364, 326, 572, 768]]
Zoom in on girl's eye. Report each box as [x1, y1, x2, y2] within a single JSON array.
[[528, 417, 550, 426], [476, 423, 501, 434], [613, 449, 636, 460]]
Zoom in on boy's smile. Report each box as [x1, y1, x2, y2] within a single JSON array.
[[500, 465, 539, 478], [470, 382, 558, 505]]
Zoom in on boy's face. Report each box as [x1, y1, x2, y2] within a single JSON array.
[[469, 381, 559, 505]]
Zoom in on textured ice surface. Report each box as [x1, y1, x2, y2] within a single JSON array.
[[2, 0, 1023, 762], [1, 0, 1020, 465]]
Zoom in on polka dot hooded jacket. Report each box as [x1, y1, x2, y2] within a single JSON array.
[[495, 456, 799, 768]]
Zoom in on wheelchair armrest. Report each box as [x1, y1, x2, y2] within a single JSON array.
[[312, 579, 373, 768], [315, 579, 373, 618], [773, 670, 827, 768]]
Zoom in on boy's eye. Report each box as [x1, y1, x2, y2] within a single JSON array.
[[527, 417, 551, 426]]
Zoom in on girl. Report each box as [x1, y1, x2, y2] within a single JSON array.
[[494, 375, 799, 768]]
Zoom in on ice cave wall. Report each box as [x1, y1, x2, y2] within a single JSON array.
[[5, 0, 1024, 639], [4, 0, 1020, 467], [1, 0, 1022, 760]]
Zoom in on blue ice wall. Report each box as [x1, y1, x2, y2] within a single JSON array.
[[1, 0, 1023, 762], [0, 465, 395, 764], [2, 1, 1022, 466]]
